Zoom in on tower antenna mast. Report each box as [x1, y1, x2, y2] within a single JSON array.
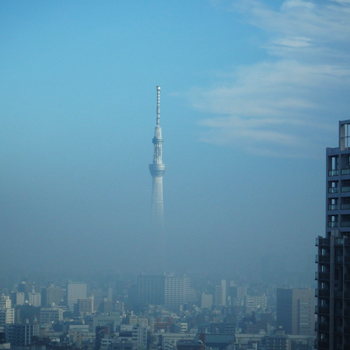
[[156, 86, 160, 126], [149, 86, 166, 230]]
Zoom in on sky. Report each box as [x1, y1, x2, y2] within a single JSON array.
[[1, 0, 349, 282]]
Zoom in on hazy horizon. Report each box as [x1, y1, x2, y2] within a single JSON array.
[[1, 0, 348, 282]]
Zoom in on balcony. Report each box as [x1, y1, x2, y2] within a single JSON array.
[[335, 325, 343, 333], [328, 222, 339, 228], [316, 305, 330, 314], [329, 187, 339, 193], [316, 289, 330, 297], [329, 170, 339, 176], [316, 237, 330, 246], [342, 204, 350, 210], [316, 341, 329, 349], [335, 308, 343, 316], [341, 221, 350, 227], [335, 238, 344, 245], [316, 255, 330, 263], [329, 204, 339, 210], [317, 323, 330, 332], [342, 187, 350, 193], [335, 290, 343, 298], [316, 272, 330, 280], [342, 168, 350, 175], [335, 256, 343, 263]]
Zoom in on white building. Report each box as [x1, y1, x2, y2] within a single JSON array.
[[175, 323, 188, 333], [0, 295, 11, 309], [215, 280, 227, 306], [0, 295, 14, 326], [67, 282, 87, 311], [201, 293, 213, 309], [245, 295, 268, 311], [28, 292, 41, 307], [93, 313, 122, 332], [11, 292, 25, 306], [164, 275, 190, 311], [132, 325, 147, 350], [40, 308, 63, 324], [117, 325, 147, 350], [0, 309, 15, 326], [101, 338, 113, 350]]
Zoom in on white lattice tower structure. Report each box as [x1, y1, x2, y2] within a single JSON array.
[[149, 86, 166, 232]]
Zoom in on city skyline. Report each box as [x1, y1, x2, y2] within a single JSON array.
[[0, 270, 316, 350]]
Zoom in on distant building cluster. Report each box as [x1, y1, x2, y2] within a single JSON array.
[[0, 274, 316, 350]]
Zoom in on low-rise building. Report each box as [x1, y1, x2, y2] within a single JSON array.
[[5, 322, 40, 347], [40, 308, 64, 324]]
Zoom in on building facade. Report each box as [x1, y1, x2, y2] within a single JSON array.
[[77, 297, 94, 314], [5, 323, 40, 347], [136, 274, 190, 311], [0, 295, 14, 327], [260, 328, 291, 350], [214, 280, 227, 307], [245, 294, 268, 312], [201, 293, 213, 309], [276, 288, 315, 335], [11, 292, 25, 306], [165, 275, 190, 311], [316, 119, 350, 349], [137, 275, 165, 307], [40, 308, 63, 324], [67, 282, 87, 311], [42, 283, 63, 306], [93, 313, 122, 332], [28, 291, 41, 307]]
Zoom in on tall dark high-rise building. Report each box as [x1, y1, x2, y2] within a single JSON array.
[[137, 275, 165, 307], [316, 119, 350, 349], [137, 274, 190, 311]]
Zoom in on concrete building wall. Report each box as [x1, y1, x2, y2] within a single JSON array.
[[277, 288, 315, 335], [201, 293, 213, 309], [28, 292, 41, 307], [137, 275, 165, 306], [0, 309, 15, 326], [40, 308, 63, 324], [165, 275, 190, 311], [67, 282, 87, 311]]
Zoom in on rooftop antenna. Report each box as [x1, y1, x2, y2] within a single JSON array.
[[156, 86, 160, 126]]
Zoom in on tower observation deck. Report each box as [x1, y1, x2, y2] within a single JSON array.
[[149, 86, 165, 230]]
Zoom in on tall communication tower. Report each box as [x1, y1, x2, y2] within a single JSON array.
[[149, 86, 166, 230]]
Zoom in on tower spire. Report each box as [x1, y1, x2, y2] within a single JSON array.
[[156, 86, 160, 127], [149, 86, 166, 230]]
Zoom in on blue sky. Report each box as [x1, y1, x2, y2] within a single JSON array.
[[1, 0, 348, 280]]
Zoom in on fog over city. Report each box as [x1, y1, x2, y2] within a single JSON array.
[[1, 0, 350, 281]]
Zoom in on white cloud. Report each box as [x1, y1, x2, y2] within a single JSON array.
[[191, 0, 350, 157], [272, 37, 311, 48]]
